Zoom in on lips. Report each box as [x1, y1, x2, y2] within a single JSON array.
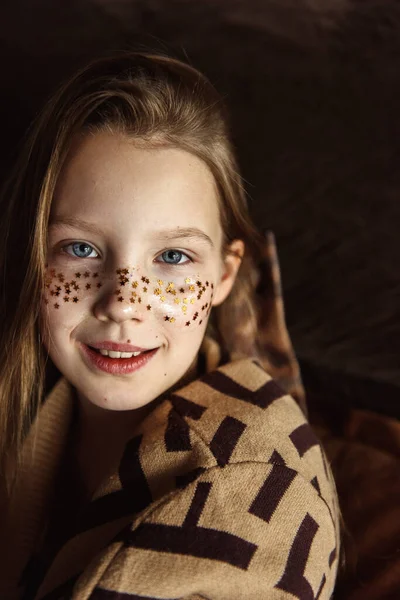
[[80, 343, 159, 375], [88, 341, 152, 353]]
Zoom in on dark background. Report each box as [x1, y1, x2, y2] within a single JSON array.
[[2, 0, 400, 417]]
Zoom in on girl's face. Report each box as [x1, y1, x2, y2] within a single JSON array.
[[42, 131, 243, 412]]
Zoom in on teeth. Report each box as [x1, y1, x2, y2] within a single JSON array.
[[98, 349, 142, 358]]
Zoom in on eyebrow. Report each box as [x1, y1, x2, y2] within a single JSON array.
[[49, 216, 105, 237], [49, 217, 214, 248], [152, 227, 214, 248]]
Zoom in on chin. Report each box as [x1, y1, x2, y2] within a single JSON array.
[[84, 388, 153, 412]]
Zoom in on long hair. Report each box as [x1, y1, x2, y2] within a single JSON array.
[[0, 51, 265, 490]]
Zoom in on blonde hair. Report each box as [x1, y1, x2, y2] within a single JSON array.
[[0, 51, 264, 490]]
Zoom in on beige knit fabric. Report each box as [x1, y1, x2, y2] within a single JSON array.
[[0, 350, 340, 599]]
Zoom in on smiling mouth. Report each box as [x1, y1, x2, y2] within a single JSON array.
[[82, 344, 159, 375], [88, 347, 148, 358]]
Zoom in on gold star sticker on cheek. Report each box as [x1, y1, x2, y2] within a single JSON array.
[[189, 285, 195, 292], [190, 298, 195, 304], [174, 298, 180, 304], [157, 279, 164, 287], [160, 296, 166, 302], [170, 317, 176, 323], [185, 277, 191, 284], [143, 286, 148, 292], [132, 281, 138, 288]]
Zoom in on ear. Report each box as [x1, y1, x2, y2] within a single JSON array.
[[212, 239, 245, 307]]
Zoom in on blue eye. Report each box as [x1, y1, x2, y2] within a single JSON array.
[[65, 242, 98, 259], [158, 250, 191, 265]]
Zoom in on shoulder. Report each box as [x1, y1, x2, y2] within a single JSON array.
[[169, 357, 341, 549], [170, 358, 328, 480]]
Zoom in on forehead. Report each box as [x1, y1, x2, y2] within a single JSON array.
[[52, 132, 222, 246]]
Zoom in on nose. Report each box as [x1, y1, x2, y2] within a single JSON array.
[[93, 279, 147, 324]]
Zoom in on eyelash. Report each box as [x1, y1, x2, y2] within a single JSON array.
[[156, 249, 193, 266], [62, 242, 99, 260], [61, 242, 193, 266]]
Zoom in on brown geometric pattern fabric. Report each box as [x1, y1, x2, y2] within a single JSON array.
[[0, 357, 340, 600], [227, 231, 307, 416]]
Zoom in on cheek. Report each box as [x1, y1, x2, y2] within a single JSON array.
[[146, 276, 214, 329], [42, 267, 101, 342], [114, 270, 215, 330], [43, 267, 102, 308], [42, 267, 215, 330]]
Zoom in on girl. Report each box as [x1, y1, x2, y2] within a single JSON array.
[[0, 52, 340, 599]]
